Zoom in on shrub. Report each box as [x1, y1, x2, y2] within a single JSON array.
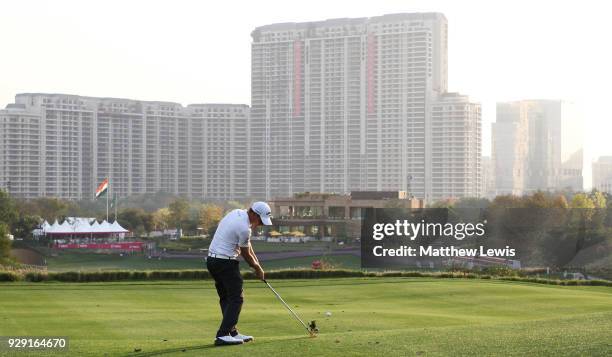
[[24, 272, 48, 282], [49, 271, 80, 282], [1, 268, 610, 287], [179, 270, 209, 279], [149, 271, 182, 280], [130, 271, 149, 280], [0, 271, 19, 282], [399, 271, 427, 278], [481, 265, 519, 277]]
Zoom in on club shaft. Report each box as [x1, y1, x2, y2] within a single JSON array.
[[264, 280, 311, 334]]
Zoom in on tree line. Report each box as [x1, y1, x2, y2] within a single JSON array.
[[430, 190, 612, 278], [2, 189, 612, 272], [0, 190, 246, 262]]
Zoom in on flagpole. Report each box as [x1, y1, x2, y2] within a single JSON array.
[[114, 192, 117, 221], [106, 177, 109, 222]]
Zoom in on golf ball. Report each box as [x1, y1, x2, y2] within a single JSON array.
[[325, 311, 332, 317]]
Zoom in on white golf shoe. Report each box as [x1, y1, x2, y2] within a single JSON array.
[[232, 332, 254, 342], [214, 335, 244, 346]]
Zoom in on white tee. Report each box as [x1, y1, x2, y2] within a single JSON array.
[[208, 209, 251, 258]]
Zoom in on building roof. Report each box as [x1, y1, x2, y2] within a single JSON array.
[[252, 12, 446, 38]]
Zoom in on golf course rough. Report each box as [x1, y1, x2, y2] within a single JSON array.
[[0, 278, 610, 356]]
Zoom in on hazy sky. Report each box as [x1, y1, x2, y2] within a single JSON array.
[[1, 0, 610, 165]]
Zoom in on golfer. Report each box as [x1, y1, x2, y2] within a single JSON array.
[[206, 201, 272, 346]]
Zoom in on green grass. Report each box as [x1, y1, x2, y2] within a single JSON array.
[[252, 255, 360, 270], [44, 252, 360, 272], [250, 241, 349, 252], [0, 278, 610, 356], [153, 239, 349, 253], [45, 253, 205, 272]]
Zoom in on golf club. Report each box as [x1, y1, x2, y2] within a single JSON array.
[[263, 279, 318, 337]]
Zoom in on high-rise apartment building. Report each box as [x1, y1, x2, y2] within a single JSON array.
[[593, 156, 612, 194], [2, 13, 482, 203], [0, 93, 248, 201], [430, 93, 481, 200], [250, 13, 480, 202], [480, 156, 494, 198], [492, 100, 583, 195], [492, 102, 530, 195]]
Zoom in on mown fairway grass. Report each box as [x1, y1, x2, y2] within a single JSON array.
[[0, 278, 611, 356]]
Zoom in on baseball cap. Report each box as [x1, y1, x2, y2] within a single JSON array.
[[251, 201, 273, 225]]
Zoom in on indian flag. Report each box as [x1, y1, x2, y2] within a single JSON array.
[[95, 178, 109, 198]]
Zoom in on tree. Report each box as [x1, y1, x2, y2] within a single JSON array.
[[526, 191, 550, 208], [20, 197, 71, 222], [169, 199, 190, 230], [427, 198, 455, 208], [199, 204, 223, 236], [151, 208, 171, 231], [589, 190, 607, 229], [590, 190, 607, 209], [142, 211, 155, 233], [490, 194, 525, 209], [12, 214, 41, 239], [117, 208, 147, 235], [570, 193, 595, 209], [0, 223, 12, 264], [455, 197, 490, 209], [551, 195, 569, 209], [0, 190, 17, 225], [606, 199, 612, 228]]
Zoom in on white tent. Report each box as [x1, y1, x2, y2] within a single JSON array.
[[65, 217, 97, 225], [73, 219, 92, 234], [98, 220, 112, 233], [56, 220, 72, 234], [92, 220, 107, 234], [43, 218, 130, 236], [110, 220, 129, 233], [46, 220, 60, 234], [41, 220, 51, 233]]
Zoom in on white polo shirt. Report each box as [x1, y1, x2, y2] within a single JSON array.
[[208, 209, 251, 258]]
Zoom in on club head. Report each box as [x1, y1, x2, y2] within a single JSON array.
[[308, 320, 319, 337]]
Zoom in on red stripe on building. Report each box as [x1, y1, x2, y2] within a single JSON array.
[[293, 40, 302, 117], [367, 33, 377, 115]]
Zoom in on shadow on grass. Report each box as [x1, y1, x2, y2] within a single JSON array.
[[125, 343, 214, 356], [124, 337, 309, 356]]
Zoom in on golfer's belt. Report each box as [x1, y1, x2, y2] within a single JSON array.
[[208, 253, 238, 260]]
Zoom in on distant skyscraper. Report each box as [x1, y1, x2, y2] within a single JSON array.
[[480, 156, 494, 198], [592, 156, 612, 194], [0, 93, 248, 201], [250, 13, 480, 202], [430, 93, 481, 200], [492, 102, 530, 195], [492, 100, 583, 195]]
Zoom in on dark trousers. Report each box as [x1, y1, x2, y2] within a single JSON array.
[[206, 257, 244, 337]]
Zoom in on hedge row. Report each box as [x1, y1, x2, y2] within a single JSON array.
[[0, 270, 210, 283], [497, 276, 612, 286], [0, 269, 610, 287], [0, 271, 20, 282]]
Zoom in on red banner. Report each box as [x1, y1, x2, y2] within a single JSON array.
[[54, 242, 144, 251]]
